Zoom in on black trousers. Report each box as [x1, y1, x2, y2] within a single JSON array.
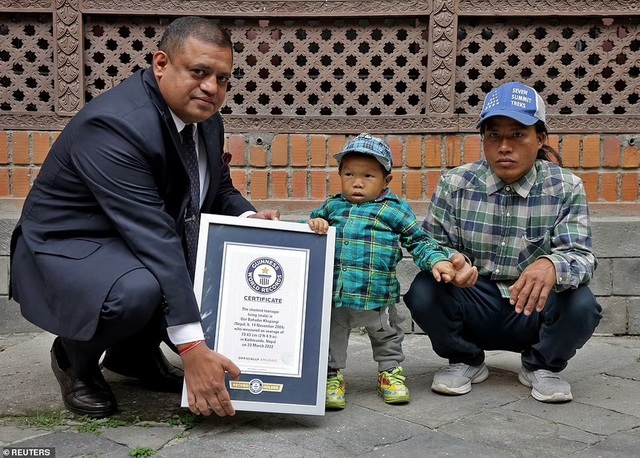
[[403, 272, 602, 372], [60, 267, 164, 378]]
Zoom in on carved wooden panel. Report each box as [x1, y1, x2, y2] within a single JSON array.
[[80, 0, 432, 16], [83, 15, 430, 118], [428, 0, 457, 115], [55, 0, 83, 115], [457, 0, 639, 15], [0, 1, 639, 133], [0, 13, 54, 112], [455, 16, 640, 117]]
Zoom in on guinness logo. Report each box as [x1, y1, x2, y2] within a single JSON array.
[[246, 257, 284, 294]]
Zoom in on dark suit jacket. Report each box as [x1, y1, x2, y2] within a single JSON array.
[[10, 68, 255, 340]]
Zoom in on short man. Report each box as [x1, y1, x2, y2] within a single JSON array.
[[10, 16, 279, 418], [404, 81, 602, 403]]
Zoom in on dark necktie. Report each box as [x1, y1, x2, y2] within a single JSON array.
[[181, 124, 200, 280]]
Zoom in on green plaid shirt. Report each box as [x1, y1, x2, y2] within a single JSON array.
[[424, 159, 596, 298], [311, 190, 450, 310]]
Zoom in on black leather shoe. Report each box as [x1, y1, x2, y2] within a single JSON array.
[[50, 338, 117, 418], [101, 346, 184, 393]]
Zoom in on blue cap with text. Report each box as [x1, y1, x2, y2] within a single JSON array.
[[477, 82, 546, 128]]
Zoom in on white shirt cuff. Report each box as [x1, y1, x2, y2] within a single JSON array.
[[239, 211, 256, 218], [166, 322, 205, 346]]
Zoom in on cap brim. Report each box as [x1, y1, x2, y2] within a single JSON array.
[[477, 111, 541, 128], [333, 149, 391, 171]]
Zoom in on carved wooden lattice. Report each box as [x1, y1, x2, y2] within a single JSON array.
[[84, 15, 159, 100], [1, 5, 639, 133], [0, 13, 54, 112], [84, 15, 430, 117], [456, 16, 640, 116]]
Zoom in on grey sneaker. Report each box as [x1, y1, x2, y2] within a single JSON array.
[[431, 363, 489, 395], [518, 368, 573, 403]]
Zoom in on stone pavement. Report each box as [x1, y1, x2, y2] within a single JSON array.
[[1, 329, 639, 457]]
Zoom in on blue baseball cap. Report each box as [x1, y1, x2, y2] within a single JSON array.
[[333, 133, 393, 172], [477, 82, 546, 128]]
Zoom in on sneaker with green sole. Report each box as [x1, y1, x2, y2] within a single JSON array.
[[326, 372, 346, 409], [378, 366, 410, 404]]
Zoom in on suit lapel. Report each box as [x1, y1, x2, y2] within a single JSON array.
[[141, 68, 190, 226], [142, 69, 183, 153]]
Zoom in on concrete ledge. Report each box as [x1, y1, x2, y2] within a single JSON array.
[[0, 297, 40, 333], [2, 200, 639, 335], [592, 220, 640, 258]]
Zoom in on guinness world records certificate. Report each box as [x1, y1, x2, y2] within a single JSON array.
[[181, 214, 335, 415]]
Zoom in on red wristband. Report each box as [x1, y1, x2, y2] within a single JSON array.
[[178, 340, 204, 356]]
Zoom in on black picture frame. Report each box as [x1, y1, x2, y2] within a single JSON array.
[[181, 214, 335, 415]]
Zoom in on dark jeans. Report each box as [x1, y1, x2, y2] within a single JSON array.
[[403, 272, 602, 372]]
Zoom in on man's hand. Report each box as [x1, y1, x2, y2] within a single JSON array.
[[509, 258, 556, 315], [250, 209, 280, 220], [448, 253, 478, 288], [180, 343, 240, 417]]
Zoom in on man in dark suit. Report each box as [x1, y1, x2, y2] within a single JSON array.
[[9, 16, 279, 418]]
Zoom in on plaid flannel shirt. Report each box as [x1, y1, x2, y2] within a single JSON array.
[[424, 159, 596, 298], [311, 190, 450, 310]]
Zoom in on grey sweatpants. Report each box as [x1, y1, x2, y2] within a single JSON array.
[[328, 305, 405, 373]]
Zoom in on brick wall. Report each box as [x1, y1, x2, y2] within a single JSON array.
[[2, 131, 639, 206], [1, 130, 639, 335]]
